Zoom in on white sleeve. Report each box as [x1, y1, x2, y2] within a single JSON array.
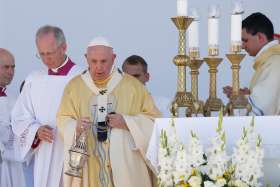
[[0, 123, 10, 145], [10, 80, 41, 161], [0, 98, 11, 144]]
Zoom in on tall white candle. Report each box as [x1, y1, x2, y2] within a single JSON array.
[[231, 14, 242, 43], [189, 21, 199, 48], [177, 0, 187, 16], [208, 18, 219, 47], [208, 5, 220, 48], [188, 9, 199, 48], [231, 1, 244, 44]]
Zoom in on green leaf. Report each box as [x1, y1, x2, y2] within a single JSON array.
[[221, 132, 226, 142], [191, 130, 197, 138], [217, 110, 223, 133], [171, 118, 175, 127], [242, 127, 248, 139], [160, 129, 168, 149], [257, 135, 262, 147], [250, 116, 255, 128]]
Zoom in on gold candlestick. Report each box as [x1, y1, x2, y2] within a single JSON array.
[[225, 52, 252, 115], [203, 56, 224, 116], [189, 57, 204, 116], [170, 16, 195, 117]]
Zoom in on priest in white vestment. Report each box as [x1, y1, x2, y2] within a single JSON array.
[[242, 13, 280, 115], [11, 25, 83, 187], [0, 48, 26, 187], [224, 12, 280, 115], [57, 37, 161, 187]]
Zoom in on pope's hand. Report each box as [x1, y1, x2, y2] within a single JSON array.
[[76, 117, 91, 136], [37, 125, 54, 143], [106, 113, 128, 130]]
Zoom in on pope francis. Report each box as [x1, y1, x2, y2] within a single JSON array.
[[57, 37, 161, 187]]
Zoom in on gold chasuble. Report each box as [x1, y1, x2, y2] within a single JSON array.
[[57, 70, 161, 187], [250, 44, 280, 89]]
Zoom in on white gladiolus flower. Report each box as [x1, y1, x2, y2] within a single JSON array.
[[206, 129, 228, 180], [204, 181, 219, 187], [234, 179, 249, 187], [186, 131, 205, 169], [231, 118, 264, 187], [215, 178, 227, 187], [188, 176, 202, 187], [157, 116, 264, 187], [174, 144, 192, 184]]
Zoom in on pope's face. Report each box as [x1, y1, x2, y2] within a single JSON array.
[[36, 32, 67, 69], [0, 51, 15, 87], [86, 46, 116, 81]]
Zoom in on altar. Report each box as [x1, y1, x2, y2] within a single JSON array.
[[146, 116, 280, 186]]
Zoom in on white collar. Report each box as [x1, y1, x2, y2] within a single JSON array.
[[81, 69, 122, 122], [51, 56, 69, 73], [255, 40, 279, 59], [81, 68, 122, 95]]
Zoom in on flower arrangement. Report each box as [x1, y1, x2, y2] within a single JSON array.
[[157, 114, 264, 187]]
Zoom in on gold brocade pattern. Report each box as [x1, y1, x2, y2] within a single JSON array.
[[250, 45, 280, 90], [253, 45, 280, 71]]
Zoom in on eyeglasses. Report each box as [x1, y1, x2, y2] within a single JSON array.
[[36, 47, 60, 59]]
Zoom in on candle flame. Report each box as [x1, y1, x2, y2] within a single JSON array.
[[190, 8, 199, 20], [208, 5, 220, 18], [232, 0, 244, 14]]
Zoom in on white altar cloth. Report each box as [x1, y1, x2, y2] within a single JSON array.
[[146, 116, 280, 185]]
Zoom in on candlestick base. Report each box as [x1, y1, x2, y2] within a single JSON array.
[[226, 95, 252, 116], [170, 92, 194, 117], [192, 100, 205, 116], [204, 97, 224, 116]]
